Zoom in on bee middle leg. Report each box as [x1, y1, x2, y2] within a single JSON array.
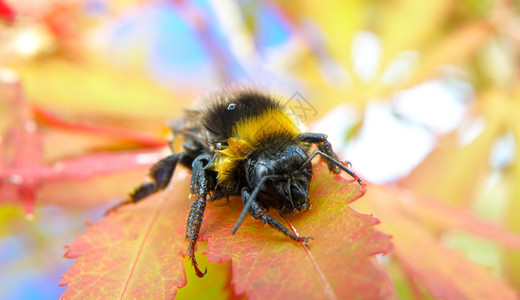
[[240, 187, 312, 245], [186, 153, 213, 278]]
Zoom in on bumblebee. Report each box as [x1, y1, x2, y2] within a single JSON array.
[[107, 88, 364, 277]]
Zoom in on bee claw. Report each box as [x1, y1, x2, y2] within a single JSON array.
[[296, 235, 313, 247], [193, 263, 207, 278]]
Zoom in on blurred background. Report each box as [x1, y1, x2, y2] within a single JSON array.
[[1, 0, 519, 299]]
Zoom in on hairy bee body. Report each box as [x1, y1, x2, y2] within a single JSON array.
[[198, 92, 312, 214], [107, 88, 363, 277]]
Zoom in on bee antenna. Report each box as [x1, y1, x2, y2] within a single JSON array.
[[232, 178, 267, 234]]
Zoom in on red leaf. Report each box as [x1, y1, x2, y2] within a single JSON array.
[[0, 0, 15, 23], [0, 80, 43, 217], [61, 164, 393, 299], [359, 185, 520, 299], [37, 148, 167, 207], [41, 3, 80, 41], [391, 220, 517, 300], [34, 106, 167, 148], [202, 165, 394, 299], [60, 170, 192, 299], [400, 195, 520, 249], [1, 78, 169, 211], [1, 147, 166, 208]]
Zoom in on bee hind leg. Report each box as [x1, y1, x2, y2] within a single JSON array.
[[105, 152, 192, 215]]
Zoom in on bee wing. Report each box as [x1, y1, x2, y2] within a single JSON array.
[[166, 107, 210, 152]]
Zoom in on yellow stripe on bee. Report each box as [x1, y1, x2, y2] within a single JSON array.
[[234, 108, 301, 145], [212, 108, 302, 186]]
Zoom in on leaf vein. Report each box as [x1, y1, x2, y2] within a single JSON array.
[[120, 195, 166, 299]]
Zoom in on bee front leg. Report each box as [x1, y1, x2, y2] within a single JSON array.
[[306, 149, 365, 186], [298, 133, 342, 174], [241, 187, 312, 246], [299, 133, 364, 186]]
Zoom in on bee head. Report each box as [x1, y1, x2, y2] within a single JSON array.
[[247, 144, 313, 216]]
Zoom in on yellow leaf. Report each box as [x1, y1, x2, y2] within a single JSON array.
[[378, 0, 454, 67]]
